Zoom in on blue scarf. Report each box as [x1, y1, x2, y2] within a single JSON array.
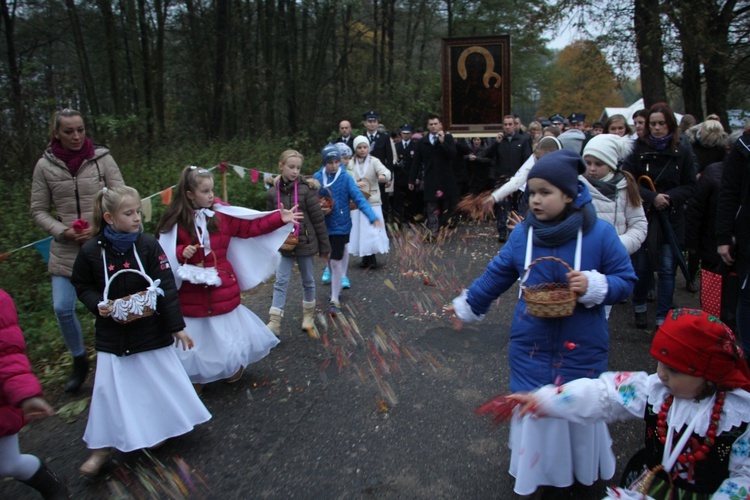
[[523, 183, 597, 247], [649, 133, 673, 151], [104, 225, 140, 253]]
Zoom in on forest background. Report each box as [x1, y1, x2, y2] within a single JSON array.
[[1, 0, 749, 379]]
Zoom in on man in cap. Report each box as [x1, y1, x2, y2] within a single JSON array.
[[568, 113, 586, 131], [393, 124, 419, 225]]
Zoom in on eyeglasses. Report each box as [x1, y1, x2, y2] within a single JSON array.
[[189, 166, 209, 174]]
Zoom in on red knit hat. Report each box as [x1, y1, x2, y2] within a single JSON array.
[[650, 309, 750, 391]]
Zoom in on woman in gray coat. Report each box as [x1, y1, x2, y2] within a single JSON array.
[[30, 109, 124, 392]]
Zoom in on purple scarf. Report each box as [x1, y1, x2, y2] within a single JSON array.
[[649, 133, 673, 152], [50, 137, 96, 176]]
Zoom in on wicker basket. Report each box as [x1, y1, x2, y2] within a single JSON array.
[[349, 178, 371, 210], [319, 188, 334, 216], [280, 233, 299, 252], [177, 249, 221, 286], [631, 464, 665, 498], [521, 256, 577, 318], [101, 269, 162, 324]]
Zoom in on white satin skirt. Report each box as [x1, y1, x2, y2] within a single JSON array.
[[179, 305, 280, 384], [83, 347, 211, 452]]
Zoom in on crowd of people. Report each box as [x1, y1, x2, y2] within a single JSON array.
[[2, 103, 750, 499]]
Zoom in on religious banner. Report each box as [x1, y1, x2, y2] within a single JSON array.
[[442, 36, 511, 133]]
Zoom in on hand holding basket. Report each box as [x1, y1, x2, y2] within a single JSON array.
[[98, 269, 164, 324], [521, 256, 578, 318]]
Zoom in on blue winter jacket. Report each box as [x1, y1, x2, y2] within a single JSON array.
[[465, 215, 637, 392], [313, 165, 378, 235]]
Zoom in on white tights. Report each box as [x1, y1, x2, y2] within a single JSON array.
[[0, 433, 40, 481], [330, 259, 344, 303]]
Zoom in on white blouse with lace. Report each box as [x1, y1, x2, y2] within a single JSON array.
[[532, 371, 750, 499]]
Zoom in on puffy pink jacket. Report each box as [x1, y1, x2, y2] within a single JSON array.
[[176, 211, 285, 317], [0, 290, 43, 437]]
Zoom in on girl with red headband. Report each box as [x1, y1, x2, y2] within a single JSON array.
[[506, 309, 750, 499]]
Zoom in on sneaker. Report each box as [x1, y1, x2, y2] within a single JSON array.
[[341, 276, 351, 289], [321, 267, 331, 284], [329, 300, 341, 316]]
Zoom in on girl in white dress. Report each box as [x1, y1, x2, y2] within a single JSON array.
[[156, 166, 300, 392], [347, 136, 391, 269], [71, 185, 211, 476]]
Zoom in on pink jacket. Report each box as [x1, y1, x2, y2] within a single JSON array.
[[176, 211, 285, 317], [0, 290, 43, 437]]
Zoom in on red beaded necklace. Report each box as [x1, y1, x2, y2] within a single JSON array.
[[656, 391, 726, 468]]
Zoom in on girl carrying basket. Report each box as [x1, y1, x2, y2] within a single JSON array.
[[156, 166, 301, 392], [451, 150, 637, 498], [72, 185, 210, 477]]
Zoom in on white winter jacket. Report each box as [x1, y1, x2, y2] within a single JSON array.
[[580, 175, 647, 255]]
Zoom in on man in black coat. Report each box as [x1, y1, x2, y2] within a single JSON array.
[[408, 114, 458, 236], [481, 114, 533, 241], [717, 130, 750, 352], [394, 124, 421, 226], [335, 120, 354, 150]]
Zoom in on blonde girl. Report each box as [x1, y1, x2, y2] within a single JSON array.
[[72, 185, 210, 477], [265, 150, 331, 335], [156, 166, 301, 392], [347, 136, 391, 270]]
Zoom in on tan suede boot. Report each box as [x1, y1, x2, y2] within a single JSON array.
[[267, 307, 283, 335], [301, 301, 316, 332]]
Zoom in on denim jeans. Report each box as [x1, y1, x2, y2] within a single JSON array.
[[736, 276, 750, 355], [632, 243, 676, 322], [271, 255, 316, 309], [51, 275, 85, 357]]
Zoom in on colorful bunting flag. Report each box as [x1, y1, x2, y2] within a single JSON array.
[[141, 197, 153, 223], [161, 187, 173, 206]]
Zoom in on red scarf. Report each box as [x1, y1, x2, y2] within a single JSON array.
[[50, 137, 96, 176]]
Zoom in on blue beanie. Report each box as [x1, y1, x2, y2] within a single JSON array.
[[526, 149, 586, 198], [321, 144, 342, 164]]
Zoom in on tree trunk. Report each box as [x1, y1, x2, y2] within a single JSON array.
[[153, 0, 169, 137], [95, 0, 122, 116], [633, 0, 666, 108], [119, 0, 141, 116], [213, 0, 229, 139], [64, 0, 100, 116], [0, 0, 33, 168], [136, 0, 154, 149], [702, 0, 739, 129], [280, 0, 298, 132]]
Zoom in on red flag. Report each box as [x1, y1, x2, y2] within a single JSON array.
[[161, 187, 173, 205]]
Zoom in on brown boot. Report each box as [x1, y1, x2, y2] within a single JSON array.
[[266, 307, 283, 335]]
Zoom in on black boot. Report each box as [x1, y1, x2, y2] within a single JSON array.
[[359, 255, 371, 269], [21, 463, 69, 499], [368, 255, 378, 270], [64, 355, 89, 393]]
